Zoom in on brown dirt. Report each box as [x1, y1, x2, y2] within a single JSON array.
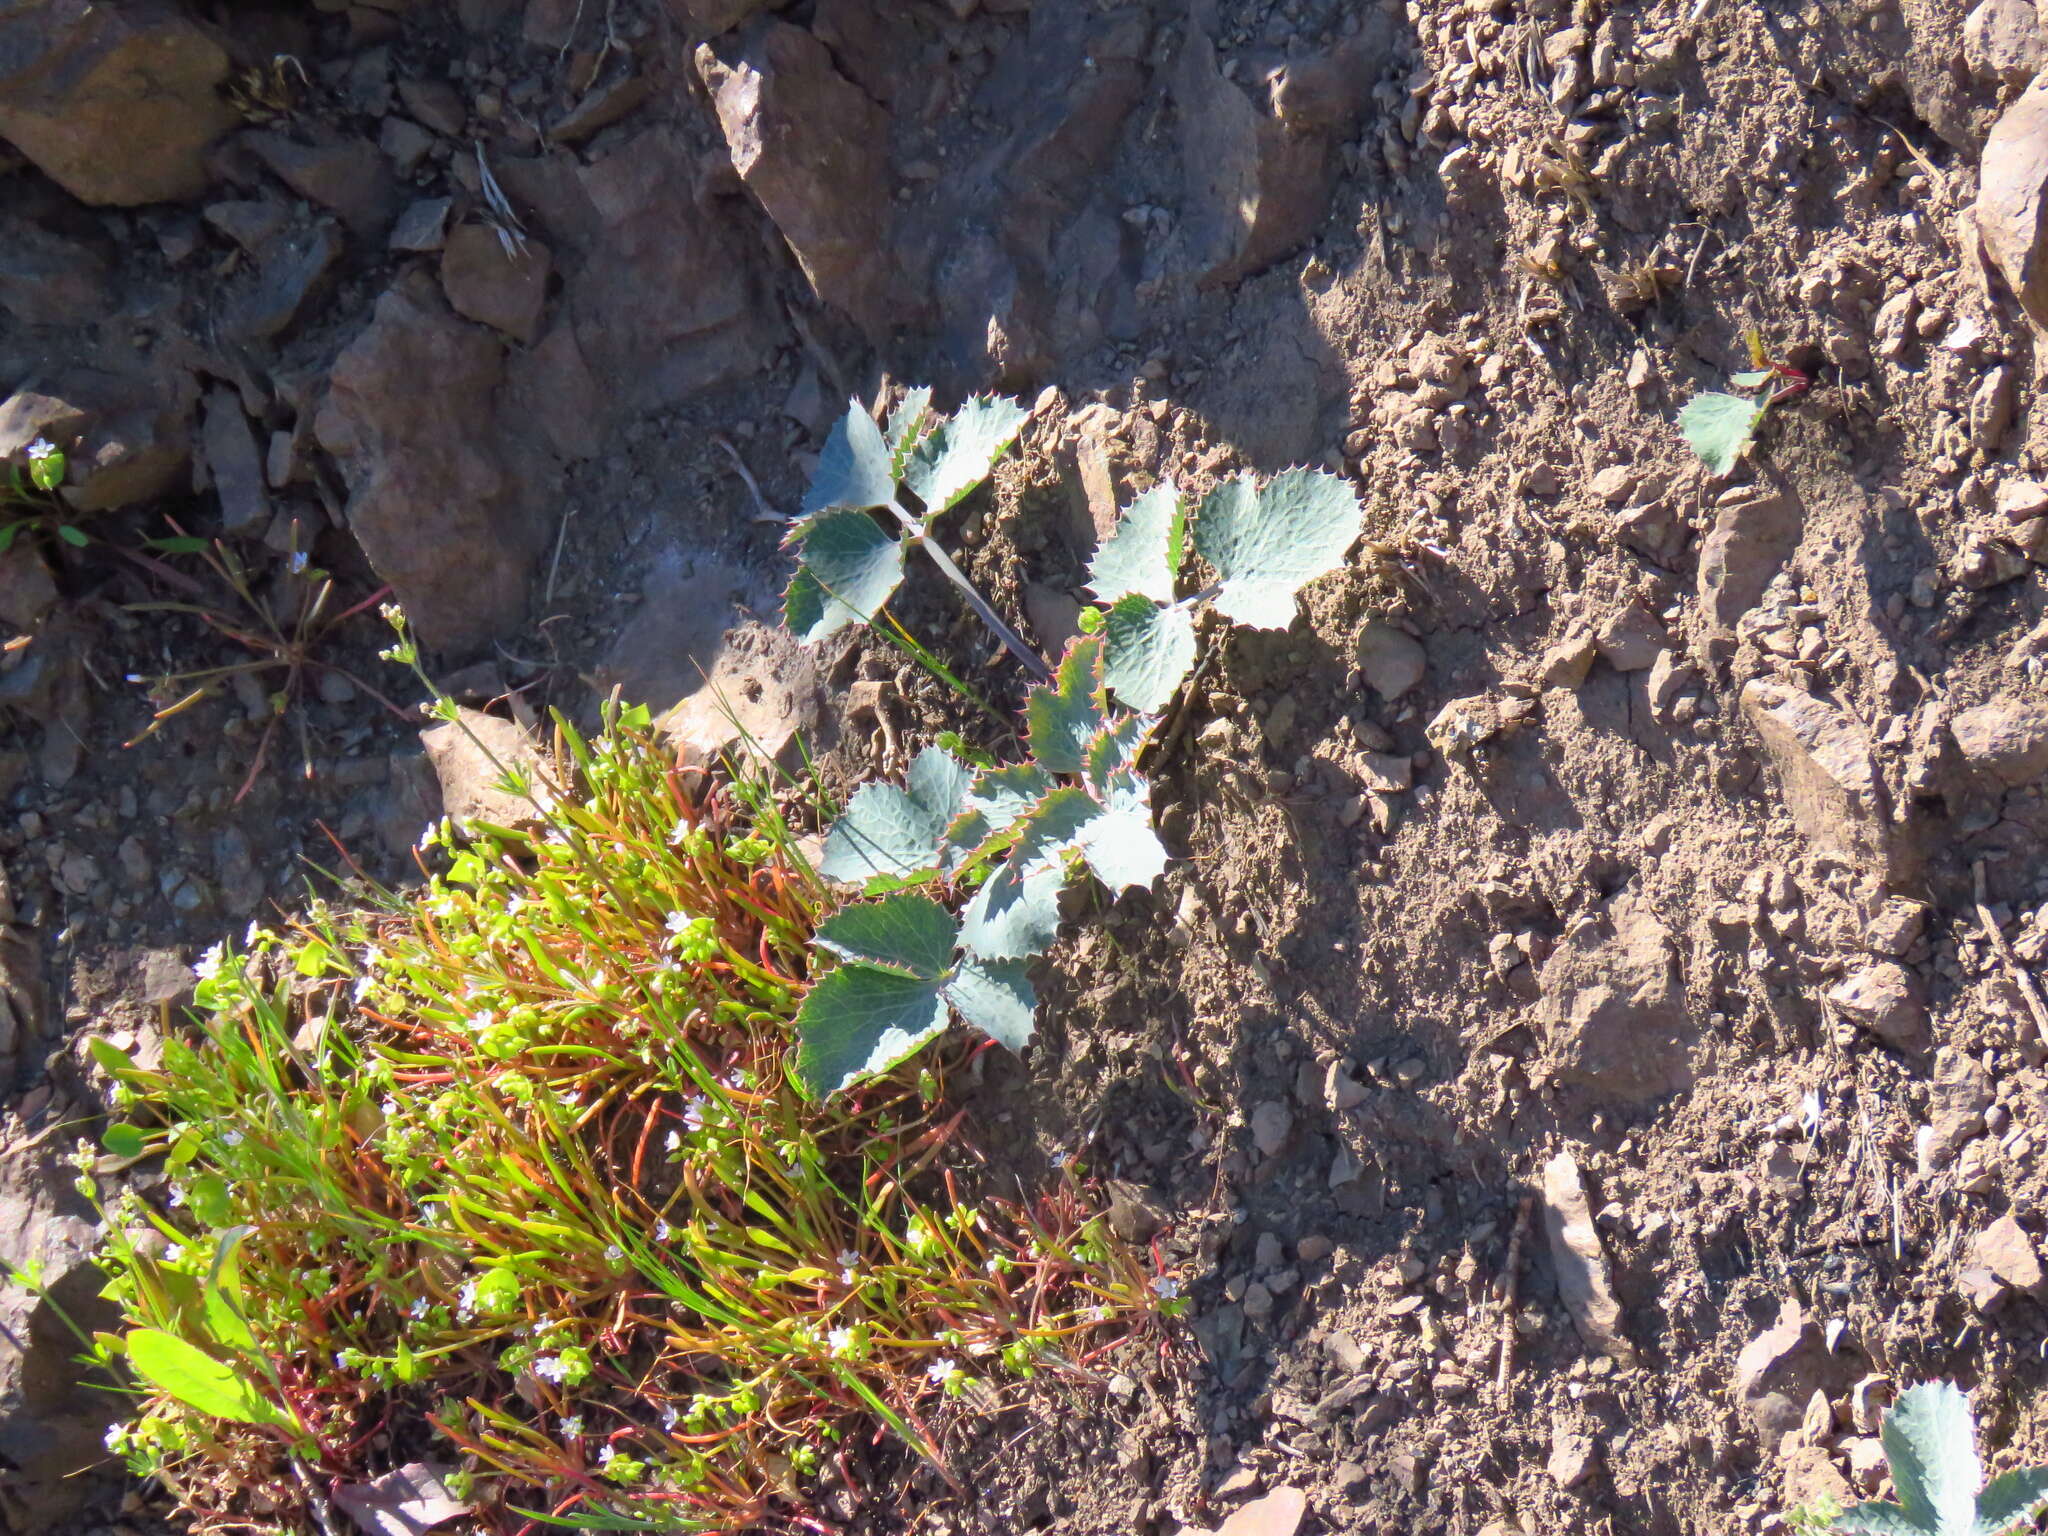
[[7, 0, 2048, 1533]]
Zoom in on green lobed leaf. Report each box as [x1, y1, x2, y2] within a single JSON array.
[[1192, 468, 1363, 630], [942, 957, 1037, 1053], [1831, 1503, 1935, 1536], [1025, 635, 1109, 774], [1088, 480, 1186, 604], [1729, 369, 1775, 388], [902, 394, 1027, 516], [886, 386, 936, 478], [1101, 594, 1197, 712], [1883, 1383, 1980, 1536], [787, 510, 904, 644], [1083, 713, 1156, 795], [126, 1328, 291, 1427], [814, 894, 958, 980], [819, 747, 972, 882], [1976, 1468, 2048, 1536], [793, 964, 949, 1098], [1678, 391, 1766, 478], [803, 401, 898, 517]]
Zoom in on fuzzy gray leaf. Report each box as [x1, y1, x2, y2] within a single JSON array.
[[903, 394, 1027, 515], [1088, 481, 1185, 604], [1883, 1383, 1980, 1536], [818, 746, 971, 882], [942, 957, 1037, 1052], [1192, 469, 1362, 630], [1101, 594, 1197, 712], [804, 401, 897, 516]]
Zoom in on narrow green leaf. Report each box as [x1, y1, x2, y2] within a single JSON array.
[[804, 401, 897, 516], [793, 964, 949, 1098], [126, 1329, 289, 1427], [942, 958, 1037, 1052], [815, 894, 958, 980], [1192, 469, 1362, 630], [902, 394, 1027, 515], [1024, 635, 1108, 774], [1088, 481, 1185, 604], [818, 747, 971, 882], [1101, 594, 1197, 712], [1678, 391, 1766, 478], [0, 523, 17, 554], [55, 523, 88, 548], [1883, 1382, 1979, 1536], [1976, 1468, 2048, 1536], [788, 510, 904, 643]]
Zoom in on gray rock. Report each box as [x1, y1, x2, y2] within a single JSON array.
[[1740, 680, 1909, 883], [1827, 961, 1929, 1051], [697, 25, 902, 341], [314, 274, 548, 653], [1356, 621, 1426, 699], [0, 0, 239, 205], [420, 708, 548, 828], [199, 387, 270, 533], [440, 224, 551, 344], [0, 215, 110, 327], [1952, 695, 2048, 786], [1734, 1299, 1848, 1444], [244, 129, 398, 238], [220, 221, 345, 343], [0, 366, 194, 513], [1537, 896, 1691, 1104], [390, 197, 453, 254], [1968, 0, 2046, 88], [1978, 79, 2048, 334], [1540, 1151, 1637, 1366], [1249, 1099, 1292, 1158], [1698, 488, 1801, 643]]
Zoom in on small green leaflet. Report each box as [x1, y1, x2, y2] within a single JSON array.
[[804, 401, 897, 517], [1192, 468, 1362, 630], [1088, 481, 1185, 604], [1829, 1382, 2048, 1536], [1024, 635, 1110, 774], [1729, 369, 1774, 388], [902, 394, 1027, 516], [126, 1329, 292, 1427], [818, 746, 971, 882], [784, 510, 904, 644], [1101, 593, 1197, 712], [794, 965, 950, 1099], [815, 894, 957, 977], [795, 894, 1041, 1094], [1678, 391, 1766, 478], [1974, 1470, 2048, 1536]]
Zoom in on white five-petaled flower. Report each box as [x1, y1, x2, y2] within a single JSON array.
[[559, 1415, 583, 1437], [220, 1129, 244, 1148], [664, 911, 691, 935], [661, 1403, 680, 1429], [532, 1355, 568, 1383], [24, 438, 54, 461], [1150, 1275, 1180, 1299], [926, 1357, 958, 1386], [1048, 1150, 1068, 1170], [604, 1243, 624, 1263], [654, 1220, 673, 1242], [827, 1327, 855, 1356], [408, 1297, 430, 1320], [597, 1445, 617, 1467], [193, 942, 225, 980]]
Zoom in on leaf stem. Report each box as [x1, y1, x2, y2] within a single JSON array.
[[887, 502, 1051, 684]]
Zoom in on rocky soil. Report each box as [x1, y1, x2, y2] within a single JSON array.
[[8, 0, 2048, 1533]]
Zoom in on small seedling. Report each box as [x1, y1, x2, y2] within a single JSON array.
[[1831, 1381, 2048, 1536], [1679, 327, 1812, 477], [1, 437, 89, 551], [123, 524, 405, 801]]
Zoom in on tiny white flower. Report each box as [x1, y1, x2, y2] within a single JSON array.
[[1150, 1275, 1180, 1299], [604, 1243, 624, 1263], [220, 1129, 244, 1148], [654, 1220, 673, 1242], [288, 550, 309, 574], [926, 1357, 958, 1386], [683, 1101, 705, 1131], [597, 1444, 617, 1466], [408, 1297, 430, 1320], [660, 1403, 680, 1429], [163, 1243, 184, 1263], [1048, 1150, 1068, 1170], [24, 438, 54, 461], [244, 921, 262, 946], [664, 911, 690, 935], [664, 1129, 681, 1153], [532, 1355, 567, 1383], [1090, 1304, 1114, 1322], [458, 1279, 478, 1317], [827, 1327, 855, 1356], [559, 1415, 582, 1438], [193, 942, 224, 980]]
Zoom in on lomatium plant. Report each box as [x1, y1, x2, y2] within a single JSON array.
[[70, 613, 1178, 1534]]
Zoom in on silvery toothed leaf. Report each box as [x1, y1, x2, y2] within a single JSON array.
[[814, 894, 958, 980], [941, 764, 1057, 867], [1192, 468, 1363, 630], [886, 386, 936, 477], [1071, 772, 1167, 893], [1101, 593, 1197, 712], [958, 789, 1097, 960], [940, 957, 1037, 1052], [785, 510, 903, 643], [793, 964, 949, 1098], [1975, 1469, 2048, 1536], [1025, 634, 1110, 774], [818, 746, 971, 882], [804, 400, 897, 517], [1083, 713, 1155, 793], [902, 394, 1027, 516], [1088, 480, 1185, 604], [1881, 1382, 1979, 1536], [1831, 1501, 1929, 1536], [1678, 391, 1766, 478]]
